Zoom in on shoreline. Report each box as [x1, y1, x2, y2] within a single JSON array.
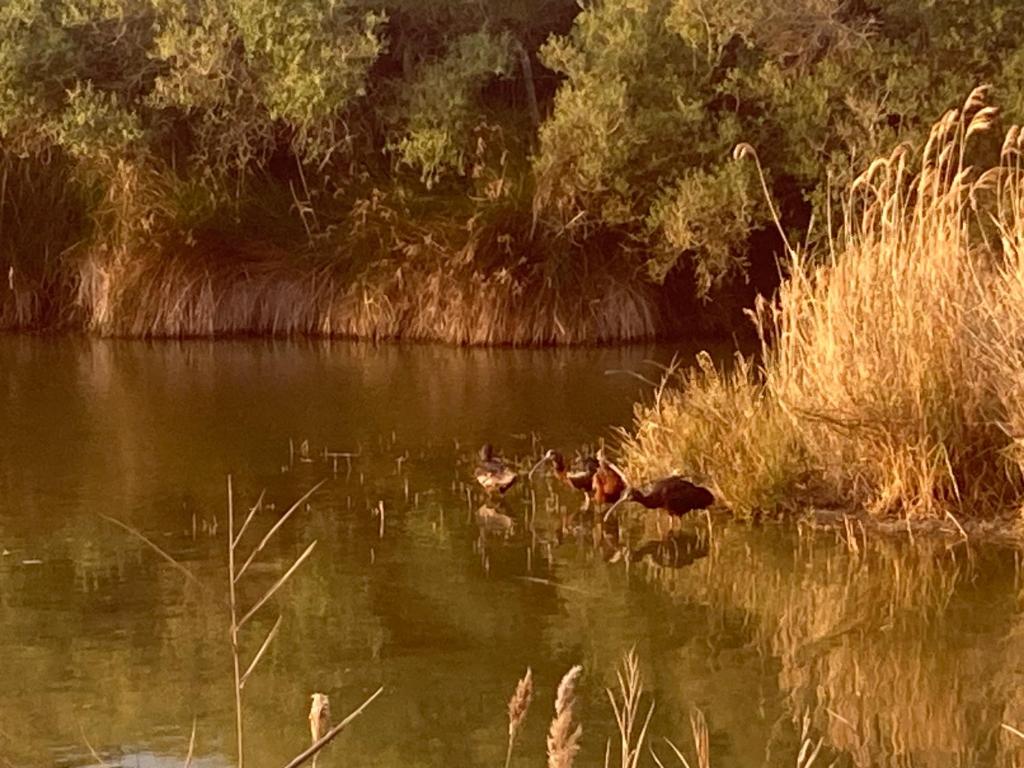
[[0, 250, 722, 346]]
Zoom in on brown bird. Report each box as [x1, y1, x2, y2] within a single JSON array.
[[605, 475, 714, 521], [529, 449, 599, 506], [474, 443, 518, 495], [591, 449, 627, 508]]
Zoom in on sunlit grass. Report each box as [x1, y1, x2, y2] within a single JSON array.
[[624, 87, 1024, 519]]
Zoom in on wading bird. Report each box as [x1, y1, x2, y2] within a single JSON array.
[[529, 450, 600, 507], [474, 443, 518, 495], [591, 449, 627, 509], [604, 475, 714, 521]]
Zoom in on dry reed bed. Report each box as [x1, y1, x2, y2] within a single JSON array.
[[57, 247, 665, 344], [623, 87, 1024, 519]]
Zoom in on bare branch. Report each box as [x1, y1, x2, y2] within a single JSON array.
[[183, 717, 197, 768], [280, 687, 384, 768], [99, 514, 204, 590], [240, 614, 284, 689], [233, 489, 267, 549], [237, 540, 318, 630], [235, 480, 325, 583]]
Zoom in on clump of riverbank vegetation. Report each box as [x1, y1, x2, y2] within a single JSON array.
[[623, 88, 1024, 521], [7, 1, 1024, 341]]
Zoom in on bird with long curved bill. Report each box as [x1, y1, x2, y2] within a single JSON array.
[[474, 443, 519, 495], [604, 474, 714, 522], [528, 449, 600, 508], [591, 449, 627, 509]]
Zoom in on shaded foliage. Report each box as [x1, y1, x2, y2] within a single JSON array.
[[4, 0, 1024, 337]]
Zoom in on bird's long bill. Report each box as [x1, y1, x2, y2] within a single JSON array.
[[606, 460, 630, 485], [527, 457, 548, 480], [603, 492, 630, 522]]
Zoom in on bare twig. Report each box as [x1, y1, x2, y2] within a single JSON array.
[[183, 717, 197, 768], [79, 725, 111, 768], [236, 540, 318, 630], [99, 514, 204, 590], [1002, 723, 1024, 741], [233, 489, 267, 549], [280, 687, 384, 768], [227, 475, 245, 768], [239, 614, 284, 689], [235, 480, 325, 583]]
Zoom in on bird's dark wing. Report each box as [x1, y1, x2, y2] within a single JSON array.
[[566, 456, 598, 491]]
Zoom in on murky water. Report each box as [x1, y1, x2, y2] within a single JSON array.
[[2, 337, 1024, 768]]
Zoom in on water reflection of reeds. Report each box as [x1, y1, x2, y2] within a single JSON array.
[[632, 521, 1024, 768]]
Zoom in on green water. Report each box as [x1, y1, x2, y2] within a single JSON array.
[[1, 338, 1023, 768]]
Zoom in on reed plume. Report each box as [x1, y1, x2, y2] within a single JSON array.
[[505, 667, 534, 768], [547, 665, 583, 768]]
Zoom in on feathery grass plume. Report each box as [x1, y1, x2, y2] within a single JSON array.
[[505, 667, 534, 768], [623, 85, 1024, 520], [547, 665, 583, 768]]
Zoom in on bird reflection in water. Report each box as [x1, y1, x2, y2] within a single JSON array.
[[609, 528, 709, 569]]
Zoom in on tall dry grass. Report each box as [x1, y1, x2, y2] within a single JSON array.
[[72, 247, 664, 343], [2, 147, 676, 343], [623, 86, 1024, 519]]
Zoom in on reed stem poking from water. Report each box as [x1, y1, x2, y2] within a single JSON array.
[[308, 693, 330, 768], [227, 475, 245, 768], [607, 650, 654, 768], [281, 687, 384, 768], [226, 476, 324, 767], [505, 668, 534, 768], [689, 709, 709, 768]]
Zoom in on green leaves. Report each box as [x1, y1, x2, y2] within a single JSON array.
[[54, 82, 145, 162], [532, 0, 1024, 292], [388, 28, 513, 187]]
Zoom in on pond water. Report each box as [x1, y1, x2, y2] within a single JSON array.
[[1, 337, 1024, 768]]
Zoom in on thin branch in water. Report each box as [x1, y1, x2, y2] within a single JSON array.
[[280, 687, 384, 768], [240, 614, 284, 689], [235, 480, 325, 583], [78, 725, 112, 768], [650, 738, 692, 768], [227, 475, 245, 768], [99, 514, 204, 590], [233, 489, 267, 549], [183, 717, 197, 768], [237, 540, 318, 630], [1002, 723, 1024, 741]]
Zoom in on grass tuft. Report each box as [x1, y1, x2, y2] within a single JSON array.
[[623, 87, 1024, 519]]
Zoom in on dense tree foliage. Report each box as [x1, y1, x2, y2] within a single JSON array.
[[4, 0, 1024, 331]]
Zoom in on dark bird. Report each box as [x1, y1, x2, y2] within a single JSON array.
[[529, 449, 600, 506], [605, 475, 714, 521], [474, 443, 518, 495]]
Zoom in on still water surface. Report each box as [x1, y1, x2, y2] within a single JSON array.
[[1, 337, 1023, 768]]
